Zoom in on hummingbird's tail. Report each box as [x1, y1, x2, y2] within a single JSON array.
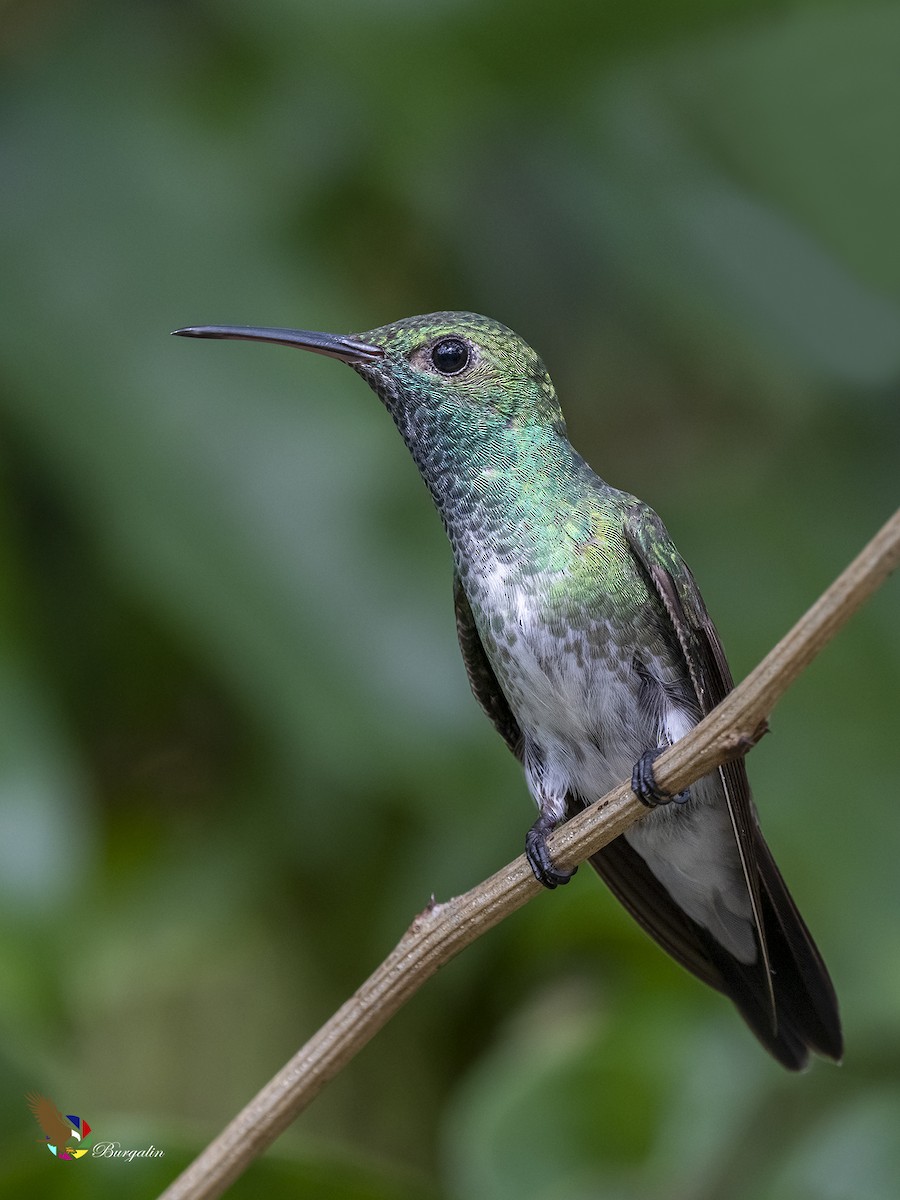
[[591, 834, 842, 1070], [706, 834, 842, 1069]]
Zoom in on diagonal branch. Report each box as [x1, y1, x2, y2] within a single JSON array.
[[158, 507, 900, 1200]]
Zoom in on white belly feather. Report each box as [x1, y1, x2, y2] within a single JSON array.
[[477, 565, 756, 963]]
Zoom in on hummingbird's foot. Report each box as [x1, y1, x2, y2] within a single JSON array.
[[525, 816, 576, 889], [632, 749, 690, 808]]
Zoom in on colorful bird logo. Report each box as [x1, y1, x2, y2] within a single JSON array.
[[26, 1093, 91, 1161]]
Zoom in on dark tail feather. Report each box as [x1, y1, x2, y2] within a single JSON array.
[[692, 837, 842, 1070], [591, 836, 842, 1070], [717, 837, 842, 1067]]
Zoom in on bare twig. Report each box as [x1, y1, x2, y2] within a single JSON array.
[[158, 508, 900, 1200]]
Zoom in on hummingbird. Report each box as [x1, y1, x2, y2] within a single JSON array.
[[173, 312, 842, 1070]]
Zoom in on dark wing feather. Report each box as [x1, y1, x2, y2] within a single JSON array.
[[636, 530, 766, 939], [621, 509, 774, 1008]]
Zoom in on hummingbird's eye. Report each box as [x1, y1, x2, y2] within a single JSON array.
[[430, 338, 470, 375]]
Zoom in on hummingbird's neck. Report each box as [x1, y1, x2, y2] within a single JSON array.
[[353, 361, 608, 573], [413, 410, 601, 574]]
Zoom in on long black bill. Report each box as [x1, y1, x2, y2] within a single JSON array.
[[171, 325, 384, 364]]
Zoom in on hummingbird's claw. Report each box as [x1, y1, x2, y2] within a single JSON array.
[[632, 748, 690, 807], [525, 816, 576, 889]]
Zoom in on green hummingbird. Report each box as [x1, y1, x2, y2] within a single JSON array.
[[173, 312, 842, 1070]]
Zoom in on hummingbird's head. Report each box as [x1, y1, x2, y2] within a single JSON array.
[[173, 312, 566, 440], [349, 312, 567, 438]]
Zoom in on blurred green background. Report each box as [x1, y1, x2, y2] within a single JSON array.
[[1, 1, 899, 1197]]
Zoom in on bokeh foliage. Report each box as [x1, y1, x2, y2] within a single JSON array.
[[1, 1, 898, 1196]]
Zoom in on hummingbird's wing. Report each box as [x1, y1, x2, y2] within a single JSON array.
[[621, 505, 770, 976], [587, 504, 840, 1068]]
